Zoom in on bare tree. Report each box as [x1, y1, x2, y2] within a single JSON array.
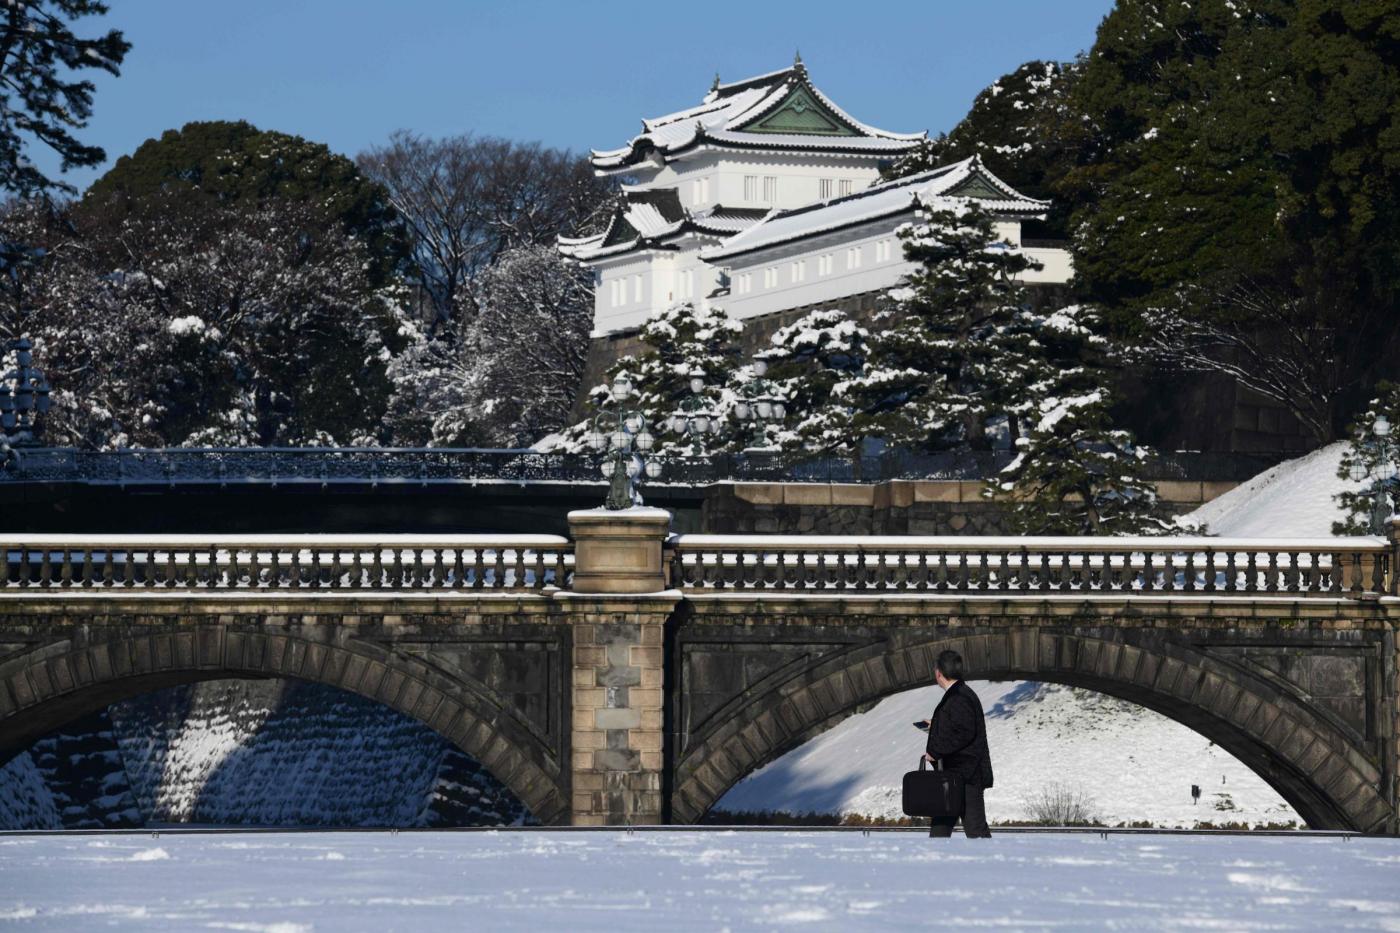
[[385, 246, 592, 447], [1022, 782, 1099, 826], [357, 132, 613, 332]]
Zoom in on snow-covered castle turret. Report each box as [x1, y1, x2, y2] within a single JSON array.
[[560, 57, 1073, 339]]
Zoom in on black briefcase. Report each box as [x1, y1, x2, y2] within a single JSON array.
[[902, 758, 965, 818]]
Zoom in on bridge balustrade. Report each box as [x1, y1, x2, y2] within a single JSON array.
[[0, 534, 574, 591], [667, 535, 1393, 598]]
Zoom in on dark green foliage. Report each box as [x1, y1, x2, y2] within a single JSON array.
[[0, 0, 128, 196], [565, 302, 743, 456], [1065, 0, 1400, 443], [1333, 381, 1400, 535], [840, 200, 1040, 451], [84, 120, 406, 284], [764, 309, 870, 456], [885, 60, 1081, 238]]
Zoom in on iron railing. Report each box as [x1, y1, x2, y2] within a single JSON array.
[[0, 534, 574, 592], [667, 535, 1392, 599], [0, 446, 1283, 487]]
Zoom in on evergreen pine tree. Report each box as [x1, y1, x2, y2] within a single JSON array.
[[990, 305, 1165, 535], [1333, 383, 1400, 535], [0, 0, 129, 197], [764, 308, 869, 456], [839, 197, 1041, 451], [563, 302, 742, 457]]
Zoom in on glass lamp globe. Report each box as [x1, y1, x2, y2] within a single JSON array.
[[611, 375, 632, 401], [636, 431, 655, 451], [609, 430, 629, 450], [689, 375, 705, 394], [1376, 414, 1392, 438], [755, 400, 772, 419], [734, 401, 751, 420], [600, 460, 616, 478], [752, 359, 768, 377], [1349, 459, 1367, 482], [644, 459, 663, 478], [694, 415, 710, 433], [773, 402, 786, 419], [1380, 460, 1399, 482], [625, 413, 644, 433], [587, 430, 606, 450]]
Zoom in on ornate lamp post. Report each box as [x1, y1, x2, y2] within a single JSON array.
[[1349, 413, 1396, 534], [1, 336, 51, 467], [732, 358, 786, 450], [667, 368, 720, 457], [586, 373, 661, 510]]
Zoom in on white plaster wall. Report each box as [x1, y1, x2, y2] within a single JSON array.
[[593, 255, 658, 335], [590, 237, 727, 335], [711, 153, 883, 210], [717, 219, 1074, 323]]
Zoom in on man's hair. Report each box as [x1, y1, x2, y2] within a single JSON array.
[[935, 650, 964, 681]]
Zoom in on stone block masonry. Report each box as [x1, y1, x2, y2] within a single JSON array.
[[567, 606, 671, 824], [564, 507, 676, 825]]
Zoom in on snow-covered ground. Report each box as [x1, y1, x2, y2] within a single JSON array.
[[1185, 441, 1356, 537], [718, 681, 1296, 826], [0, 830, 1396, 931]]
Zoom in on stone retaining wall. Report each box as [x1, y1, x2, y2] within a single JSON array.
[[699, 479, 1240, 535]]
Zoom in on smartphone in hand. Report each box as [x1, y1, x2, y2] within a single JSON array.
[[913, 720, 930, 731]]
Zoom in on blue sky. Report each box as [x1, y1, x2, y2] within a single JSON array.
[[39, 1, 1114, 192]]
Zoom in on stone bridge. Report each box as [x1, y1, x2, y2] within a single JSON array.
[[0, 512, 1396, 833]]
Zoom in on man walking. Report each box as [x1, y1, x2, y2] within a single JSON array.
[[918, 649, 993, 838]]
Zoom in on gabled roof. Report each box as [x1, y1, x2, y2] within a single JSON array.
[[700, 156, 1049, 262], [557, 190, 767, 262], [591, 60, 925, 171]]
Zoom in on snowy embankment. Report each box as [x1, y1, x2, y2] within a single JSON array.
[[719, 444, 1356, 826], [0, 681, 526, 830], [1185, 441, 1356, 537], [1, 831, 1397, 932]]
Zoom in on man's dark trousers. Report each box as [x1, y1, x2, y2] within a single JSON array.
[[928, 783, 992, 838]]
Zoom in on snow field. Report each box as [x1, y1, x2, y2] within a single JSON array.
[[719, 681, 1296, 827], [0, 830, 1396, 931]]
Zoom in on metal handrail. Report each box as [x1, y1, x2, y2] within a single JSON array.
[[0, 446, 1284, 486]]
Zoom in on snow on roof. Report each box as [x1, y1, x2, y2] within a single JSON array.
[[592, 63, 925, 170], [701, 156, 1049, 262], [557, 195, 764, 262]]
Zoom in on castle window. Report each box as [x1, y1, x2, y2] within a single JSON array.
[[763, 176, 778, 202], [839, 179, 854, 197], [633, 274, 642, 302], [743, 175, 759, 201], [819, 178, 834, 200]]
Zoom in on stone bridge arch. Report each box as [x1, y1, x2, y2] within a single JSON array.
[[0, 598, 573, 824], [670, 603, 1395, 832]]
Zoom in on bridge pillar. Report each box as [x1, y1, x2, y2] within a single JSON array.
[[565, 508, 677, 825]]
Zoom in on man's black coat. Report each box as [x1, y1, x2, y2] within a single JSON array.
[[926, 679, 994, 788]]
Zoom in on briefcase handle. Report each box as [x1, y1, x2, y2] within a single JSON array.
[[917, 757, 943, 772]]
